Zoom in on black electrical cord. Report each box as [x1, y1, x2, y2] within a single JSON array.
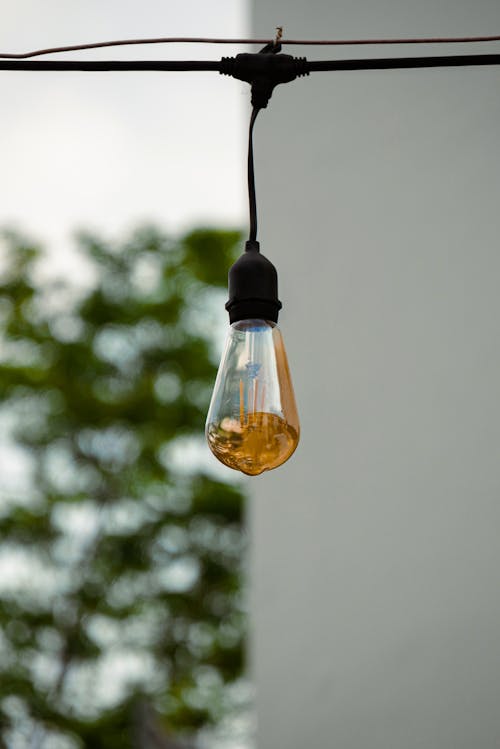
[[1, 53, 500, 72], [307, 53, 500, 72], [0, 60, 220, 71], [248, 106, 261, 244]]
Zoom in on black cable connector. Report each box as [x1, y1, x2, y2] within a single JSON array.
[[220, 53, 309, 108]]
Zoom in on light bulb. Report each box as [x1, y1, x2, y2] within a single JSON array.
[[206, 240, 300, 475], [206, 319, 299, 475]]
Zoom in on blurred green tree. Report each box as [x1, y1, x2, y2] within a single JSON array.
[[0, 226, 247, 748]]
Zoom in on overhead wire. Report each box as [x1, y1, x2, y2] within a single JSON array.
[[1, 54, 500, 72], [0, 34, 500, 59]]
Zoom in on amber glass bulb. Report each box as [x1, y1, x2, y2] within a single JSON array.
[[206, 319, 299, 476]]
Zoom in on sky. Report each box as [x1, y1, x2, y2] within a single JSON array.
[[0, 1, 249, 275]]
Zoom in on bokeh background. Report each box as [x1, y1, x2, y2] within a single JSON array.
[[0, 2, 252, 748], [0, 227, 248, 748]]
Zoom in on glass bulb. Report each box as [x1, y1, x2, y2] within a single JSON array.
[[206, 319, 299, 476]]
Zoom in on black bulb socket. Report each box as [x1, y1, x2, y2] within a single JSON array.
[[225, 241, 282, 324]]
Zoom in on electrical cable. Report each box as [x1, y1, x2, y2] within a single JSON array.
[[307, 53, 500, 71], [0, 60, 221, 71], [1, 53, 500, 73], [248, 107, 261, 243], [1, 34, 500, 59]]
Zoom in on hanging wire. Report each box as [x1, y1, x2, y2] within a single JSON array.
[[248, 107, 261, 243], [1, 33, 500, 59]]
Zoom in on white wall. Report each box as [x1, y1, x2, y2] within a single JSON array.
[[250, 3, 500, 748]]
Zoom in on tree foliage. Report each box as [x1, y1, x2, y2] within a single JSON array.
[[0, 226, 246, 748]]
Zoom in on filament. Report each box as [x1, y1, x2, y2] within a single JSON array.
[[253, 379, 259, 415], [239, 379, 245, 426]]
